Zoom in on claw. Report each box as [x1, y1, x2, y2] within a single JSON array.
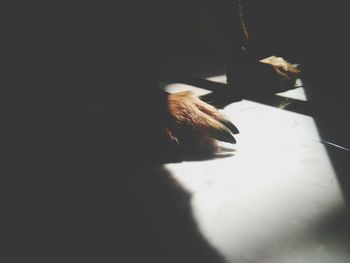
[[209, 128, 236, 144], [222, 120, 239, 134]]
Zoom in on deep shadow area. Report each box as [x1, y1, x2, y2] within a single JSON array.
[[125, 166, 228, 263], [5, 1, 350, 262], [6, 140, 227, 263]]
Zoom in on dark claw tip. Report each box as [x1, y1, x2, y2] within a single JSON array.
[[227, 133, 236, 144], [223, 120, 239, 134], [211, 129, 236, 144]]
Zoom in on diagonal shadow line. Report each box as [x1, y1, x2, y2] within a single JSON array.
[[162, 74, 227, 92], [136, 166, 228, 263], [162, 74, 311, 111]]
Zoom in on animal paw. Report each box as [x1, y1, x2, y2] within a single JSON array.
[[260, 56, 300, 85], [165, 91, 238, 154], [228, 55, 301, 95]]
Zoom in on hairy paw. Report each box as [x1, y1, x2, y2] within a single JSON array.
[[260, 56, 300, 85], [165, 91, 238, 154], [228, 55, 301, 95]]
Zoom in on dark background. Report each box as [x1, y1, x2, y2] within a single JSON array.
[[4, 1, 349, 262]]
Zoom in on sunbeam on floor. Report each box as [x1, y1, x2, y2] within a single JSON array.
[[163, 80, 350, 263]]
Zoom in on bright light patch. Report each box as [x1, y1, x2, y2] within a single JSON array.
[[163, 83, 212, 96], [206, 74, 227, 84], [277, 79, 308, 101], [164, 94, 347, 263]]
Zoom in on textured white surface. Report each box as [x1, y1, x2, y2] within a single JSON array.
[[164, 86, 349, 263]]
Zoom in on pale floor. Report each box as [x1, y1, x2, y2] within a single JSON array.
[[162, 79, 350, 263]]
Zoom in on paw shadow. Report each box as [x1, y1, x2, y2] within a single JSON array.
[[168, 147, 236, 163]]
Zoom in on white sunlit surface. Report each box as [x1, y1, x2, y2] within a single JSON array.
[[164, 82, 212, 96], [277, 79, 307, 101], [163, 79, 349, 263]]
